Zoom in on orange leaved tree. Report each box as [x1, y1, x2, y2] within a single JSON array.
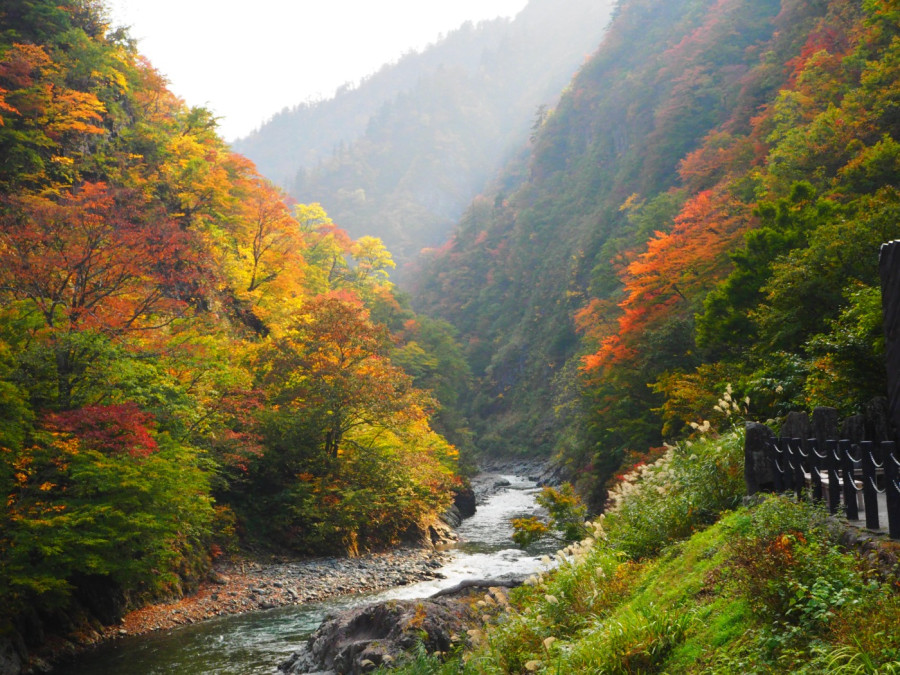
[[0, 182, 201, 408]]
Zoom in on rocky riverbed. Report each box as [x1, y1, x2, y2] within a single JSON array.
[[95, 461, 556, 644], [471, 458, 564, 503], [100, 548, 451, 641], [38, 462, 558, 674], [22, 547, 452, 674]]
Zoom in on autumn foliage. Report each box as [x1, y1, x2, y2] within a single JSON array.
[[412, 0, 900, 510], [46, 403, 159, 458], [0, 0, 463, 629], [567, 0, 900, 487], [583, 188, 752, 373]]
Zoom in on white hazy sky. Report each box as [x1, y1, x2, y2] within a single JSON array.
[[105, 0, 529, 141]]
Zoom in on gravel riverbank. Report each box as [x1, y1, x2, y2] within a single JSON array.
[[97, 547, 450, 642], [43, 463, 557, 669]]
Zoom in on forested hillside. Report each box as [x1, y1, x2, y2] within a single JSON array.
[[238, 0, 615, 271], [413, 0, 900, 505], [0, 0, 469, 639], [5, 0, 900, 667]]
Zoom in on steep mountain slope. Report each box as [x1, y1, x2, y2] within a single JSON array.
[[238, 0, 615, 271], [413, 0, 786, 457], [412, 0, 900, 502]]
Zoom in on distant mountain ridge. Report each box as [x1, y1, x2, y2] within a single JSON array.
[[234, 0, 616, 272], [231, 15, 511, 188]]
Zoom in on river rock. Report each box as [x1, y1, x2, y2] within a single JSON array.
[[278, 597, 473, 674], [401, 517, 458, 550], [209, 571, 230, 585]]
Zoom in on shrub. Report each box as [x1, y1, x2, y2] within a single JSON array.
[[602, 427, 745, 559], [802, 586, 900, 674], [512, 483, 590, 548], [562, 604, 694, 674], [1, 430, 214, 614], [726, 496, 868, 633]]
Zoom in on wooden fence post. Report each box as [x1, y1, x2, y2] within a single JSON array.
[[883, 441, 900, 538], [839, 440, 859, 520], [861, 440, 881, 530], [879, 241, 900, 442]]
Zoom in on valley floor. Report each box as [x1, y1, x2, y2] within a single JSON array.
[[40, 547, 449, 670], [118, 549, 449, 636]]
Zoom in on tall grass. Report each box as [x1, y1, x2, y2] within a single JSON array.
[[601, 427, 745, 558], [389, 418, 900, 673]]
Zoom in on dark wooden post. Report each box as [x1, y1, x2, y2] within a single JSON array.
[[880, 241, 900, 445], [790, 438, 806, 500], [809, 438, 824, 502], [771, 438, 786, 493], [862, 440, 881, 530], [811, 408, 837, 506], [883, 441, 900, 539], [826, 439, 841, 514], [840, 440, 859, 521], [783, 438, 796, 492]]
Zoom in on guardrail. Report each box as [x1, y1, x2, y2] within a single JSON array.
[[762, 436, 900, 538], [742, 242, 900, 538]]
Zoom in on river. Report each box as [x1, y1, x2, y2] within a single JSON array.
[[57, 473, 554, 674]]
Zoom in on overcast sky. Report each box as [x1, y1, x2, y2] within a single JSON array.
[[105, 0, 529, 141]]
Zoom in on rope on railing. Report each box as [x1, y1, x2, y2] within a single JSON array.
[[868, 475, 885, 495], [870, 449, 884, 471], [762, 436, 900, 534]]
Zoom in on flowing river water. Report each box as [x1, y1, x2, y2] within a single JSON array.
[[58, 473, 555, 674]]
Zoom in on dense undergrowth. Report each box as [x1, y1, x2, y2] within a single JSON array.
[[388, 425, 900, 674]]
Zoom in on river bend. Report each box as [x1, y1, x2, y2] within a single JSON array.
[[58, 473, 552, 674]]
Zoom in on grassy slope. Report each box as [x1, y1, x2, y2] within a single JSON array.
[[390, 426, 900, 674]]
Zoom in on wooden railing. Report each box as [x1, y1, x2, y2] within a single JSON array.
[[742, 241, 900, 538], [763, 436, 900, 539]]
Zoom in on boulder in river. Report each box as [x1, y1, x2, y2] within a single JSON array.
[[278, 596, 474, 674], [401, 517, 459, 550]]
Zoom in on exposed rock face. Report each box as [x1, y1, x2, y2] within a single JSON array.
[[278, 597, 474, 674], [453, 487, 476, 520], [468, 459, 565, 505], [0, 636, 24, 675], [71, 574, 127, 627], [781, 411, 810, 441], [812, 407, 839, 450], [402, 517, 459, 550]]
